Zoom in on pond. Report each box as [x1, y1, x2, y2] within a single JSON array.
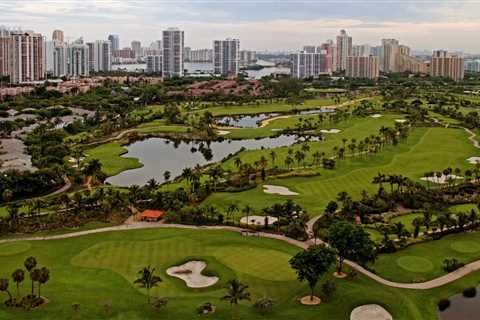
[[106, 135, 318, 186], [438, 287, 480, 320], [215, 107, 336, 128]]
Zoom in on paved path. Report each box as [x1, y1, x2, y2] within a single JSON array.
[[46, 176, 72, 197], [465, 128, 480, 148], [2, 221, 480, 290]]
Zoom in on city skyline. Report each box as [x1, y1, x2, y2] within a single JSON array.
[[1, 0, 480, 53]]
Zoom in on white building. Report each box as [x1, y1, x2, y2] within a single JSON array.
[[45, 41, 68, 77], [336, 29, 352, 71], [240, 50, 257, 66], [213, 38, 240, 77], [162, 28, 184, 78], [131, 40, 141, 58], [352, 44, 372, 57], [189, 49, 213, 62], [108, 34, 120, 52], [146, 55, 162, 74], [465, 60, 480, 73], [291, 49, 329, 79], [380, 39, 399, 73], [67, 40, 89, 78], [87, 40, 111, 72]]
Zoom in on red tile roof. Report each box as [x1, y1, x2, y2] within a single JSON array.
[[140, 210, 165, 219]]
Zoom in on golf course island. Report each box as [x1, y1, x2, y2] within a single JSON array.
[[3, 75, 480, 320]]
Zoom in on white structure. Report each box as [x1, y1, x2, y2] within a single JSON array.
[[380, 39, 399, 73], [431, 50, 464, 81], [346, 55, 379, 79], [67, 40, 89, 78], [321, 40, 337, 73], [240, 50, 257, 66], [87, 40, 111, 72], [108, 34, 120, 52], [336, 29, 352, 71], [46, 41, 67, 77], [131, 40, 141, 58], [213, 38, 240, 77], [465, 59, 480, 73], [291, 49, 329, 79], [162, 28, 184, 78], [146, 55, 162, 74], [352, 44, 372, 57], [188, 49, 213, 62]]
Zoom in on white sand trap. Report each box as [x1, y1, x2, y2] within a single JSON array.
[[421, 174, 463, 184], [166, 261, 218, 288], [320, 129, 341, 134], [240, 215, 278, 226], [217, 130, 230, 135], [371, 114, 382, 118], [467, 156, 480, 164], [263, 185, 299, 196], [350, 304, 392, 320], [395, 119, 407, 123]]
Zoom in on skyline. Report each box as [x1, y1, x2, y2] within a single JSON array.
[[1, 0, 480, 53]]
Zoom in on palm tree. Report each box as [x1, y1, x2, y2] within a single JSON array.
[[147, 178, 158, 190], [294, 150, 305, 167], [37, 267, 50, 297], [83, 158, 103, 185], [234, 158, 242, 170], [284, 156, 293, 170], [226, 203, 239, 225], [134, 266, 162, 304], [24, 257, 37, 297], [269, 151, 276, 167], [221, 279, 251, 317], [11, 269, 25, 299], [242, 205, 253, 229], [163, 171, 171, 182], [0, 279, 12, 302]]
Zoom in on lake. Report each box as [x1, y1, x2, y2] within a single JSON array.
[[438, 287, 480, 320]]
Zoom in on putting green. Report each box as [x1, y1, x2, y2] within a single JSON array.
[[450, 241, 480, 253], [396, 256, 434, 273], [0, 242, 32, 256]]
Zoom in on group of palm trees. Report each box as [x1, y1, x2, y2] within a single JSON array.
[[0, 257, 50, 308]]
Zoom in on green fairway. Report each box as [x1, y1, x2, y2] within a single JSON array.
[[373, 231, 480, 282], [205, 126, 478, 216], [0, 227, 479, 319], [389, 213, 425, 233], [85, 142, 143, 177]]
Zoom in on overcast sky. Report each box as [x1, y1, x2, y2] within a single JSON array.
[[2, 0, 480, 53]]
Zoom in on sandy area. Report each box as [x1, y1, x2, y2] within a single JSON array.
[[320, 129, 341, 134], [217, 130, 230, 136], [421, 174, 463, 184], [300, 296, 321, 305], [395, 119, 407, 123], [350, 304, 392, 320], [259, 115, 292, 128], [240, 215, 278, 226], [371, 114, 382, 118], [0, 138, 36, 172], [263, 184, 299, 195], [166, 261, 218, 288], [467, 156, 480, 164]]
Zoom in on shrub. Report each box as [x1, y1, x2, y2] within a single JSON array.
[[443, 258, 465, 273], [438, 299, 450, 311], [196, 302, 215, 314], [253, 297, 273, 315], [463, 287, 477, 298]]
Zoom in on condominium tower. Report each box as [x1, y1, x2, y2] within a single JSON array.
[[162, 28, 184, 78], [346, 55, 380, 79], [108, 34, 120, 52], [336, 29, 352, 71], [430, 50, 464, 81], [213, 38, 240, 77], [87, 40, 111, 72]]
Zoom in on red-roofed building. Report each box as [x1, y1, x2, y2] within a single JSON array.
[[139, 210, 165, 222]]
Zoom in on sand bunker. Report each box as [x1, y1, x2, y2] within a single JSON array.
[[395, 119, 407, 123], [166, 261, 218, 288], [371, 114, 382, 118], [467, 156, 480, 164], [217, 130, 230, 136], [263, 185, 299, 196], [350, 304, 392, 320], [320, 129, 341, 134], [421, 174, 463, 184], [240, 215, 278, 226]]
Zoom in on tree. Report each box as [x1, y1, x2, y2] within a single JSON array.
[[253, 297, 273, 315], [24, 256, 37, 297], [221, 279, 251, 316], [242, 205, 253, 229], [0, 279, 12, 302], [134, 266, 162, 304], [11, 269, 25, 299], [289, 245, 335, 302], [328, 221, 376, 275], [163, 171, 171, 182], [38, 267, 50, 297]]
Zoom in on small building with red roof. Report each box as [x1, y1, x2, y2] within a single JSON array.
[[139, 210, 165, 222]]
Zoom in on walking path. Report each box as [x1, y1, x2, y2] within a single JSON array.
[[46, 176, 72, 197], [2, 220, 480, 290], [465, 128, 480, 148]]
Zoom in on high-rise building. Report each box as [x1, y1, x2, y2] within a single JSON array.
[[87, 40, 111, 72], [67, 39, 89, 78], [303, 46, 316, 54], [352, 44, 371, 57], [336, 29, 352, 71], [162, 28, 184, 78], [346, 55, 379, 79], [189, 49, 213, 62], [108, 34, 120, 52], [0, 30, 45, 83], [465, 60, 480, 73], [184, 46, 191, 62], [146, 55, 162, 74], [380, 39, 399, 73], [150, 40, 162, 51], [52, 29, 64, 43], [291, 49, 329, 79], [131, 40, 142, 58], [213, 38, 240, 77], [430, 50, 464, 81], [320, 40, 337, 73], [239, 50, 256, 66]]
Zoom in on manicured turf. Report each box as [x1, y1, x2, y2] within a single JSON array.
[[389, 213, 425, 233], [0, 227, 478, 319], [374, 231, 480, 283], [85, 142, 143, 177]]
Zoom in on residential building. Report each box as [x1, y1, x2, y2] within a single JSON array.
[[150, 40, 162, 51], [303, 46, 316, 54], [371, 46, 382, 57], [108, 34, 120, 52], [52, 29, 64, 43], [162, 28, 184, 78], [184, 46, 192, 61], [346, 55, 379, 79], [291, 49, 329, 79], [131, 40, 142, 58], [320, 40, 337, 73], [67, 40, 89, 78], [113, 48, 135, 59], [465, 59, 480, 73], [213, 38, 240, 77], [336, 29, 352, 71], [189, 49, 213, 62], [397, 54, 428, 74], [87, 40, 111, 72], [352, 44, 371, 57], [146, 55, 162, 74], [239, 50, 256, 66], [380, 38, 399, 73], [430, 50, 464, 81]]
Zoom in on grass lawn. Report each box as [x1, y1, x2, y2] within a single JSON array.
[[134, 119, 190, 134], [85, 142, 143, 177], [373, 231, 480, 283], [205, 125, 477, 217], [449, 203, 478, 214], [0, 227, 477, 319], [389, 213, 425, 233]]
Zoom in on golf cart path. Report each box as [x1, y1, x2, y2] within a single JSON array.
[[465, 128, 480, 148], [2, 221, 480, 290]]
